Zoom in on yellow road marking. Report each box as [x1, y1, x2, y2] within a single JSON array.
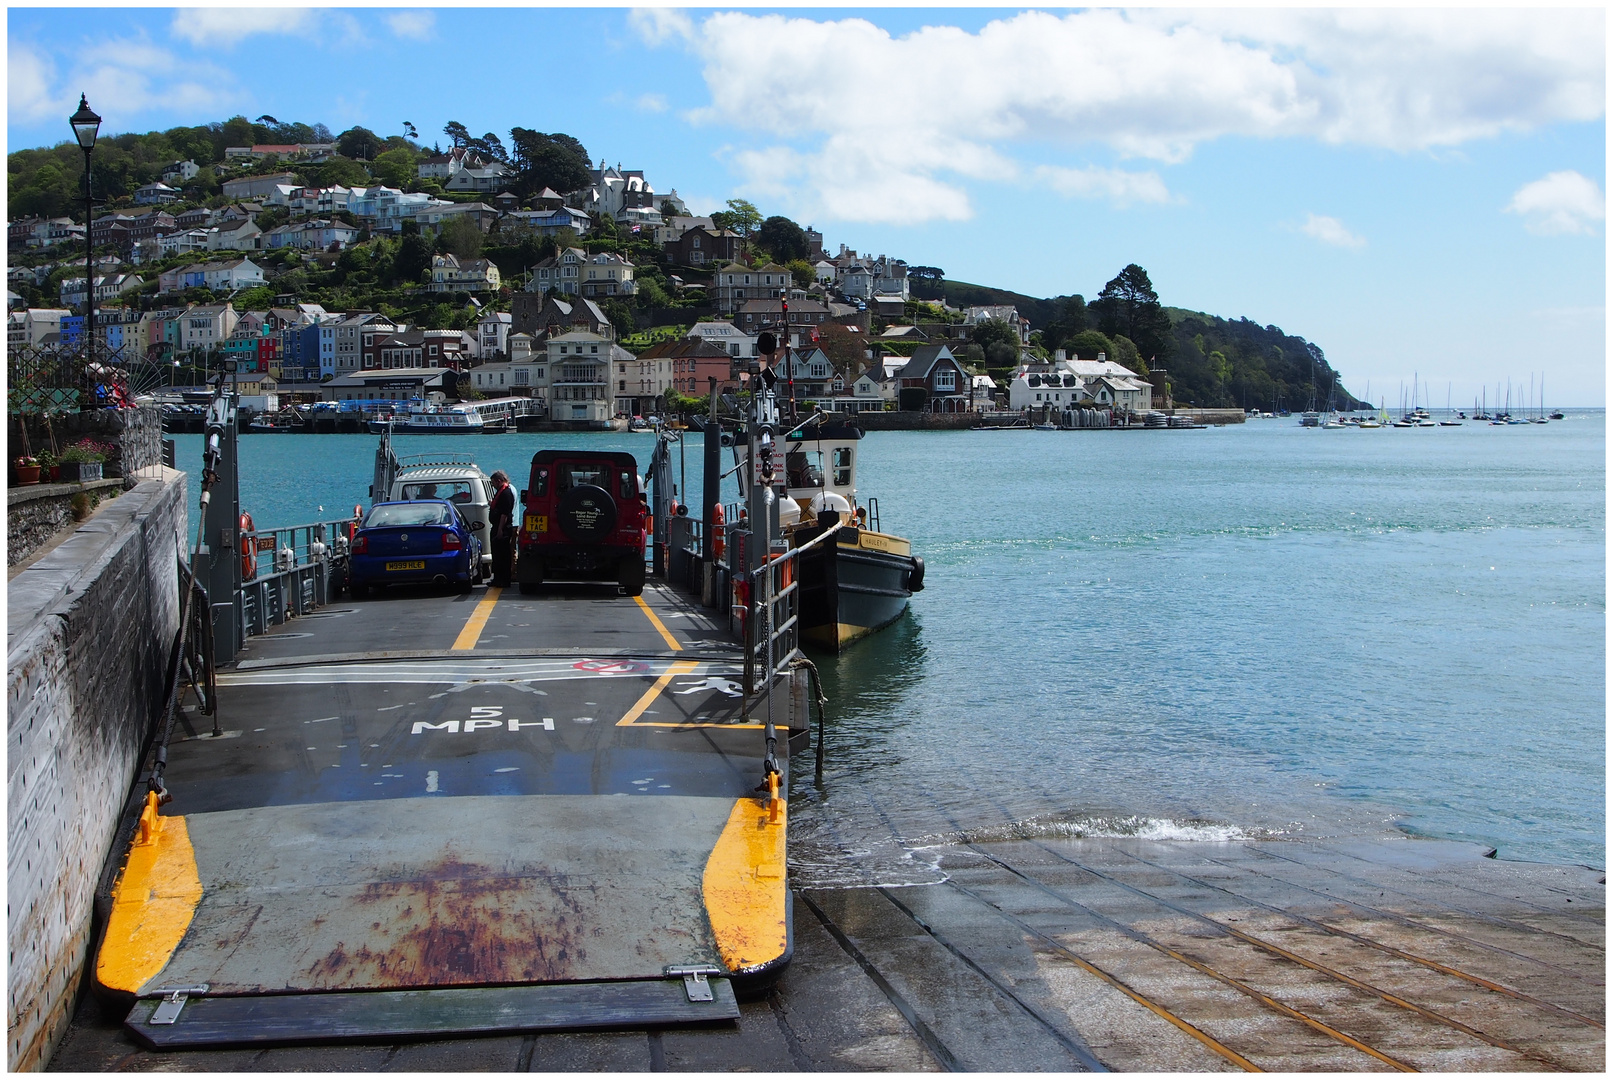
[[452, 587, 501, 650], [703, 796, 789, 972], [97, 813, 203, 994], [616, 659, 699, 726], [635, 593, 682, 651]]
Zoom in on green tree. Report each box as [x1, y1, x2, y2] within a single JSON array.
[[442, 121, 471, 149], [1064, 329, 1117, 361], [756, 215, 807, 262], [508, 128, 591, 197], [1091, 264, 1172, 365], [370, 146, 417, 187], [313, 156, 370, 188], [1111, 334, 1147, 375], [970, 317, 1019, 353], [711, 198, 762, 240], [786, 259, 815, 288], [392, 233, 433, 286], [437, 215, 484, 260], [337, 126, 383, 160], [602, 299, 638, 337]]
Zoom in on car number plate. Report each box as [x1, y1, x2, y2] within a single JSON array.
[[385, 560, 426, 571], [525, 514, 547, 533]]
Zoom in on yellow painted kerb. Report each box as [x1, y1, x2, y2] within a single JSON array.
[[702, 796, 788, 972], [96, 801, 203, 994]]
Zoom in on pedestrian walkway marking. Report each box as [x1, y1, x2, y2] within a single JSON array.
[[452, 587, 502, 650], [635, 594, 683, 652], [617, 660, 701, 726]]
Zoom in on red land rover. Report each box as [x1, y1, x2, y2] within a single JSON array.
[[517, 450, 646, 595]]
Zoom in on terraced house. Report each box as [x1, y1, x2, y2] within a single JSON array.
[[430, 253, 501, 293]]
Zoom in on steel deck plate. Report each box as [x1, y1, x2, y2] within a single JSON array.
[[124, 976, 739, 1049]]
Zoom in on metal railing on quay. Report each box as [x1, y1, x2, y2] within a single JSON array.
[[235, 517, 354, 641]]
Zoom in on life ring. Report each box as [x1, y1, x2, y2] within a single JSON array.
[[711, 503, 726, 560], [347, 503, 362, 541], [239, 512, 257, 580]]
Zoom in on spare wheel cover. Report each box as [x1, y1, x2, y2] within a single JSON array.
[[558, 484, 617, 542]]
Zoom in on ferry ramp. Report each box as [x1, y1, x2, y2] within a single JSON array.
[[87, 581, 800, 1049]]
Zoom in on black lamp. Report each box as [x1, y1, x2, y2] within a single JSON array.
[[70, 94, 101, 399], [70, 93, 101, 150]]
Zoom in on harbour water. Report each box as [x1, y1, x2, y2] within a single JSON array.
[[172, 411, 1605, 885]]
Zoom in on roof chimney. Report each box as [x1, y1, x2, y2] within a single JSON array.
[[1054, 349, 1066, 363]]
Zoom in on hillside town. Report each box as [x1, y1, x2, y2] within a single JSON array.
[[9, 128, 1163, 425]]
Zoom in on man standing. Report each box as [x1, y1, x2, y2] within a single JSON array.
[[489, 469, 515, 588]]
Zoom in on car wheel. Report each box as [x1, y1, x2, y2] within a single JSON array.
[[457, 577, 473, 594]]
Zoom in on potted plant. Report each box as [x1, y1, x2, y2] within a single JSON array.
[[58, 439, 109, 483], [14, 456, 41, 485], [35, 450, 59, 482]]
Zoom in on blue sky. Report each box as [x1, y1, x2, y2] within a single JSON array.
[[8, 7, 1606, 404]]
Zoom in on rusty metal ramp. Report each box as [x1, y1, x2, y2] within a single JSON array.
[[94, 585, 794, 1048]]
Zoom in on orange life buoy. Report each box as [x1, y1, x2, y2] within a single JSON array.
[[711, 503, 726, 560], [239, 512, 257, 580]]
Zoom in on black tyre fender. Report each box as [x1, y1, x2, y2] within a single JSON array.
[[557, 484, 618, 543], [619, 556, 645, 596], [907, 556, 925, 593]]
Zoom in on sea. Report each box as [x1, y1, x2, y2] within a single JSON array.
[[172, 410, 1606, 885]]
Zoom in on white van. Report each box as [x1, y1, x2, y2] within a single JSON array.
[[388, 457, 495, 579]]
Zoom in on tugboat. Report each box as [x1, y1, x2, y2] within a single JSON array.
[[731, 406, 923, 652]]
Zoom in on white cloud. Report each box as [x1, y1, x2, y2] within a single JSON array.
[[386, 11, 435, 42], [8, 35, 241, 129], [8, 43, 58, 124], [636, 93, 669, 114], [1300, 214, 1366, 249], [171, 8, 313, 48], [628, 8, 694, 48], [1033, 165, 1171, 207], [643, 8, 1604, 226], [1506, 171, 1605, 236]]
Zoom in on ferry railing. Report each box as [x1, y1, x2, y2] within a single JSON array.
[[235, 516, 355, 641]]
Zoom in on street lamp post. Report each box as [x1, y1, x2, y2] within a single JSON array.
[[70, 94, 101, 408]]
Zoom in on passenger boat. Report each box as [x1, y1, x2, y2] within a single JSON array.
[[735, 414, 923, 652], [369, 401, 486, 434]]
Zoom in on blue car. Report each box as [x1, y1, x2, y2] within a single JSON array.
[[348, 499, 482, 597]]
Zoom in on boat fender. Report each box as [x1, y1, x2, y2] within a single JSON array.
[[239, 512, 257, 580], [809, 491, 852, 518], [712, 503, 725, 559], [907, 556, 925, 593]]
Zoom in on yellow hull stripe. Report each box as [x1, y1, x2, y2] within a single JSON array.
[[96, 814, 203, 994], [634, 594, 683, 652], [451, 586, 502, 650], [703, 796, 789, 972]]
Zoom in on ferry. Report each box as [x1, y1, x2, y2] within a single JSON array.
[[732, 412, 924, 652], [367, 397, 537, 434]]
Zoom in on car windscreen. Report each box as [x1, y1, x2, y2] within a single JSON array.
[[402, 480, 478, 503], [365, 503, 452, 528]]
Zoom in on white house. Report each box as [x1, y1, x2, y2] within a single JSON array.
[[476, 311, 512, 359], [1006, 352, 1153, 414], [686, 320, 757, 359]]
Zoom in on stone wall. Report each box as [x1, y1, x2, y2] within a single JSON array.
[[7, 480, 125, 567], [7, 467, 186, 1071], [852, 411, 982, 431], [14, 406, 164, 481]]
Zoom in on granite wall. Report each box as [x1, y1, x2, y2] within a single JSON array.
[[6, 468, 186, 1070]]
